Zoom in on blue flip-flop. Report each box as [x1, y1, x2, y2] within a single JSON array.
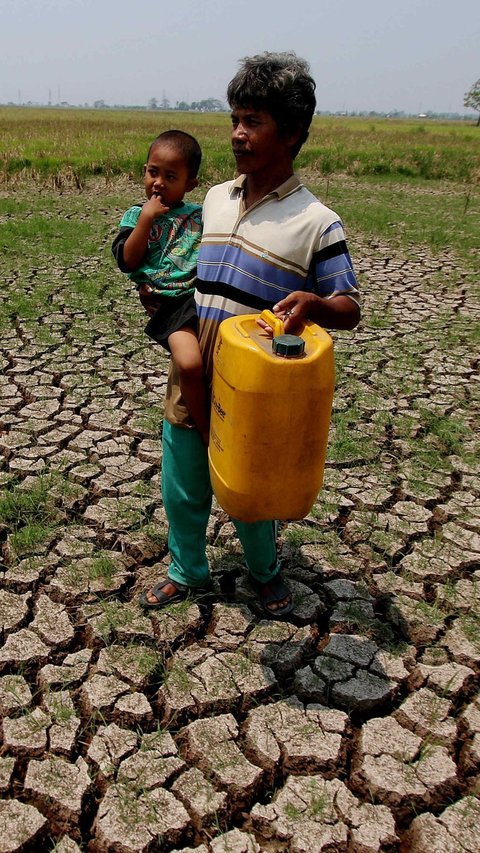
[[249, 573, 294, 618], [139, 578, 189, 609]]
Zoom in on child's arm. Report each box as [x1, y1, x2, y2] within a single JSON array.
[[122, 195, 170, 271]]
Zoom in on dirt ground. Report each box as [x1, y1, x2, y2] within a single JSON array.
[[0, 182, 479, 852]]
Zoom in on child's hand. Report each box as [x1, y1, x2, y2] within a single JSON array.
[[142, 193, 170, 221], [138, 283, 158, 316]]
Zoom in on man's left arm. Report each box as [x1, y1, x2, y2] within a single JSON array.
[[273, 220, 360, 332]]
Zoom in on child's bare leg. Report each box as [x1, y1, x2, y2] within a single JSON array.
[[168, 328, 209, 446]]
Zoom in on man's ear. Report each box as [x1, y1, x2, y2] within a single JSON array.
[[186, 177, 199, 192], [285, 126, 302, 151], [143, 163, 147, 175]]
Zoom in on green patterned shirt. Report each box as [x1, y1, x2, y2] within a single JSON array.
[[114, 202, 202, 297]]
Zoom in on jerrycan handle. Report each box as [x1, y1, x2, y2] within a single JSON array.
[[259, 309, 284, 338]]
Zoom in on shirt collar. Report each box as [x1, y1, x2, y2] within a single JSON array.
[[230, 173, 302, 201]]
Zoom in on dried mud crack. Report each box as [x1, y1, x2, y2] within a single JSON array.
[[0, 182, 479, 852]]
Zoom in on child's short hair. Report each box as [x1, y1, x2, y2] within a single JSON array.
[[227, 51, 316, 158], [148, 130, 202, 178]]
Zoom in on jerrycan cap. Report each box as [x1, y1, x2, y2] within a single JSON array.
[[272, 334, 305, 358]]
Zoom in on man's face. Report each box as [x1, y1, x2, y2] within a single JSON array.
[[230, 107, 293, 176]]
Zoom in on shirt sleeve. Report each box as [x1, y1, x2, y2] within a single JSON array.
[[111, 206, 142, 272], [307, 220, 360, 303], [111, 226, 134, 272]]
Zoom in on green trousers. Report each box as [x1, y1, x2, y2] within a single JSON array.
[[162, 420, 280, 588]]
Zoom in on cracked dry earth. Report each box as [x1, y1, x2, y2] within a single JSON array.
[[0, 181, 479, 853]]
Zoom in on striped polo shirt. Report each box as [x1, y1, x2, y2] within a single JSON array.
[[165, 173, 359, 427]]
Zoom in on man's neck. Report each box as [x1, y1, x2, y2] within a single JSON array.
[[243, 165, 294, 209]]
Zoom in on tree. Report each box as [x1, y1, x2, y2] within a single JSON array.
[[464, 78, 480, 125], [148, 97, 158, 110]]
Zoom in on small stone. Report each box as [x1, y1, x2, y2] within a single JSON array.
[[181, 713, 263, 807], [210, 829, 261, 852], [207, 603, 256, 651], [117, 729, 185, 791], [24, 755, 92, 834], [38, 648, 92, 689], [114, 691, 153, 724], [171, 767, 228, 830], [0, 800, 47, 852], [242, 621, 316, 678], [0, 589, 30, 635], [393, 688, 456, 749], [0, 757, 16, 793], [97, 644, 163, 690], [332, 669, 395, 713], [81, 674, 130, 715], [30, 593, 75, 648], [405, 796, 480, 853], [321, 634, 379, 668], [87, 723, 138, 781], [0, 629, 50, 670], [94, 784, 190, 852], [2, 707, 50, 756], [243, 697, 348, 782], [293, 665, 327, 704], [0, 674, 33, 714]]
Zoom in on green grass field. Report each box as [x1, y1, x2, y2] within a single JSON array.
[[1, 107, 478, 182], [1, 107, 479, 263]]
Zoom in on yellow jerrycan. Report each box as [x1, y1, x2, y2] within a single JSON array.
[[208, 309, 335, 522]]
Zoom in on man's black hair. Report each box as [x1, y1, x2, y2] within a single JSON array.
[[148, 130, 202, 178], [227, 51, 316, 158]]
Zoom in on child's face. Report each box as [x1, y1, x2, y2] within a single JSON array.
[[143, 143, 197, 208]]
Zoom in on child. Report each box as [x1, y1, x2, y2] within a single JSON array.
[[112, 130, 209, 445]]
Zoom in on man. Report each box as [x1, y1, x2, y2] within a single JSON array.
[[141, 51, 360, 616]]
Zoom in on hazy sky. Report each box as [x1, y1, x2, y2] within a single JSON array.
[[1, 0, 478, 114]]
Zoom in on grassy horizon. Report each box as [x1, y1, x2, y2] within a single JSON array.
[[1, 107, 478, 263], [1, 106, 479, 184]]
